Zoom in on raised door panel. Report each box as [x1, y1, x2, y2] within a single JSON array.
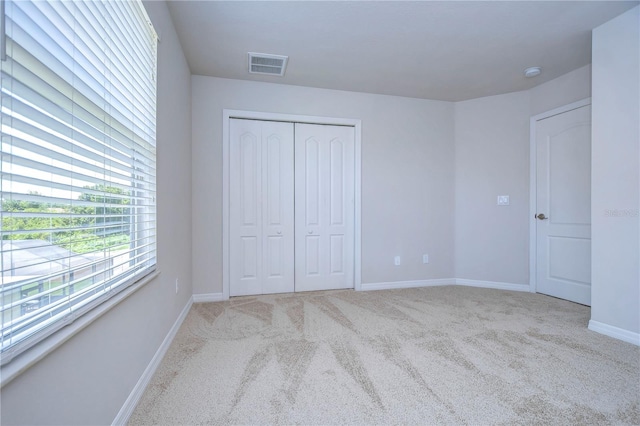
[[328, 135, 353, 280], [305, 137, 321, 228], [330, 139, 345, 227], [548, 124, 591, 225]]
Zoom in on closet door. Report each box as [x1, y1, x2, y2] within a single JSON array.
[[295, 124, 355, 292], [230, 119, 294, 296]]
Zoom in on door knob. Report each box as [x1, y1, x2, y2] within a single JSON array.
[[277, 230, 282, 235], [535, 213, 548, 220], [308, 230, 313, 234]]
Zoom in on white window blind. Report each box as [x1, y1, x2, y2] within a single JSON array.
[[0, 0, 157, 363]]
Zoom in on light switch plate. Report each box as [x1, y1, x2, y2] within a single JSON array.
[[497, 195, 510, 206]]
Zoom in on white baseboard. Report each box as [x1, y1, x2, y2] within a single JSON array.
[[454, 279, 530, 292], [588, 320, 640, 346], [360, 279, 454, 291], [112, 297, 193, 425], [360, 278, 529, 293], [192, 292, 226, 303]]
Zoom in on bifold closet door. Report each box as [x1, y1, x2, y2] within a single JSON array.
[[295, 123, 355, 292], [229, 119, 294, 296]]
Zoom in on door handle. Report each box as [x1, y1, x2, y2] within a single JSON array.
[[308, 230, 313, 234], [535, 213, 548, 220], [277, 230, 282, 235]]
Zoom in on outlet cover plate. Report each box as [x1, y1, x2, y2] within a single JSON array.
[[497, 195, 510, 206]]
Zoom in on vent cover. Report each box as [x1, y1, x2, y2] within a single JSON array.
[[248, 52, 288, 76]]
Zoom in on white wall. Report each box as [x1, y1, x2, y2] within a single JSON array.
[[529, 65, 592, 116], [590, 6, 640, 337], [454, 91, 531, 285], [192, 77, 455, 294], [453, 66, 592, 286], [193, 65, 594, 294], [0, 2, 193, 424]]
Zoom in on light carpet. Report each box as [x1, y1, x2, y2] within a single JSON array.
[[129, 286, 639, 425]]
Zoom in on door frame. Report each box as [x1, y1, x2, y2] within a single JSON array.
[[222, 109, 362, 299], [528, 98, 591, 294]]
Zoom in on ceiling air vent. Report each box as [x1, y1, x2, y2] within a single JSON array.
[[248, 52, 288, 76]]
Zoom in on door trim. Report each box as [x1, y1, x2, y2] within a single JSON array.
[[222, 109, 362, 300], [528, 98, 591, 294]]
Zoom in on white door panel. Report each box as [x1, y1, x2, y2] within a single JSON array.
[[262, 123, 295, 294], [295, 124, 355, 292], [231, 120, 261, 296], [230, 119, 294, 296], [535, 105, 591, 305]]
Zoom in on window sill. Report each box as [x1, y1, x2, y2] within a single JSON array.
[[0, 270, 161, 388]]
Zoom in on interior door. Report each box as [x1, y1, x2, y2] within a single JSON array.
[[535, 105, 591, 305], [294, 123, 355, 292], [229, 119, 294, 296]]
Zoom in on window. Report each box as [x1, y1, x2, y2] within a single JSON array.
[[0, 0, 157, 363]]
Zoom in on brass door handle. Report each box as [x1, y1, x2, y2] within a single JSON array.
[[535, 213, 548, 220]]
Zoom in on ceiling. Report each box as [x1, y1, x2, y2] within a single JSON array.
[[166, 1, 639, 102]]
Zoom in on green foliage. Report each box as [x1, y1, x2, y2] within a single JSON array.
[[56, 233, 130, 254], [2, 186, 132, 254]]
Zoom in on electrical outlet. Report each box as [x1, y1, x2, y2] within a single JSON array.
[[423, 254, 429, 264], [394, 256, 401, 266], [175, 278, 179, 294], [497, 195, 510, 206]]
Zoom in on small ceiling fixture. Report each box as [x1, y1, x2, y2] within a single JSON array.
[[524, 67, 542, 78], [248, 52, 289, 76]]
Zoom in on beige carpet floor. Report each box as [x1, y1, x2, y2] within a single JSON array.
[[129, 286, 640, 425]]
